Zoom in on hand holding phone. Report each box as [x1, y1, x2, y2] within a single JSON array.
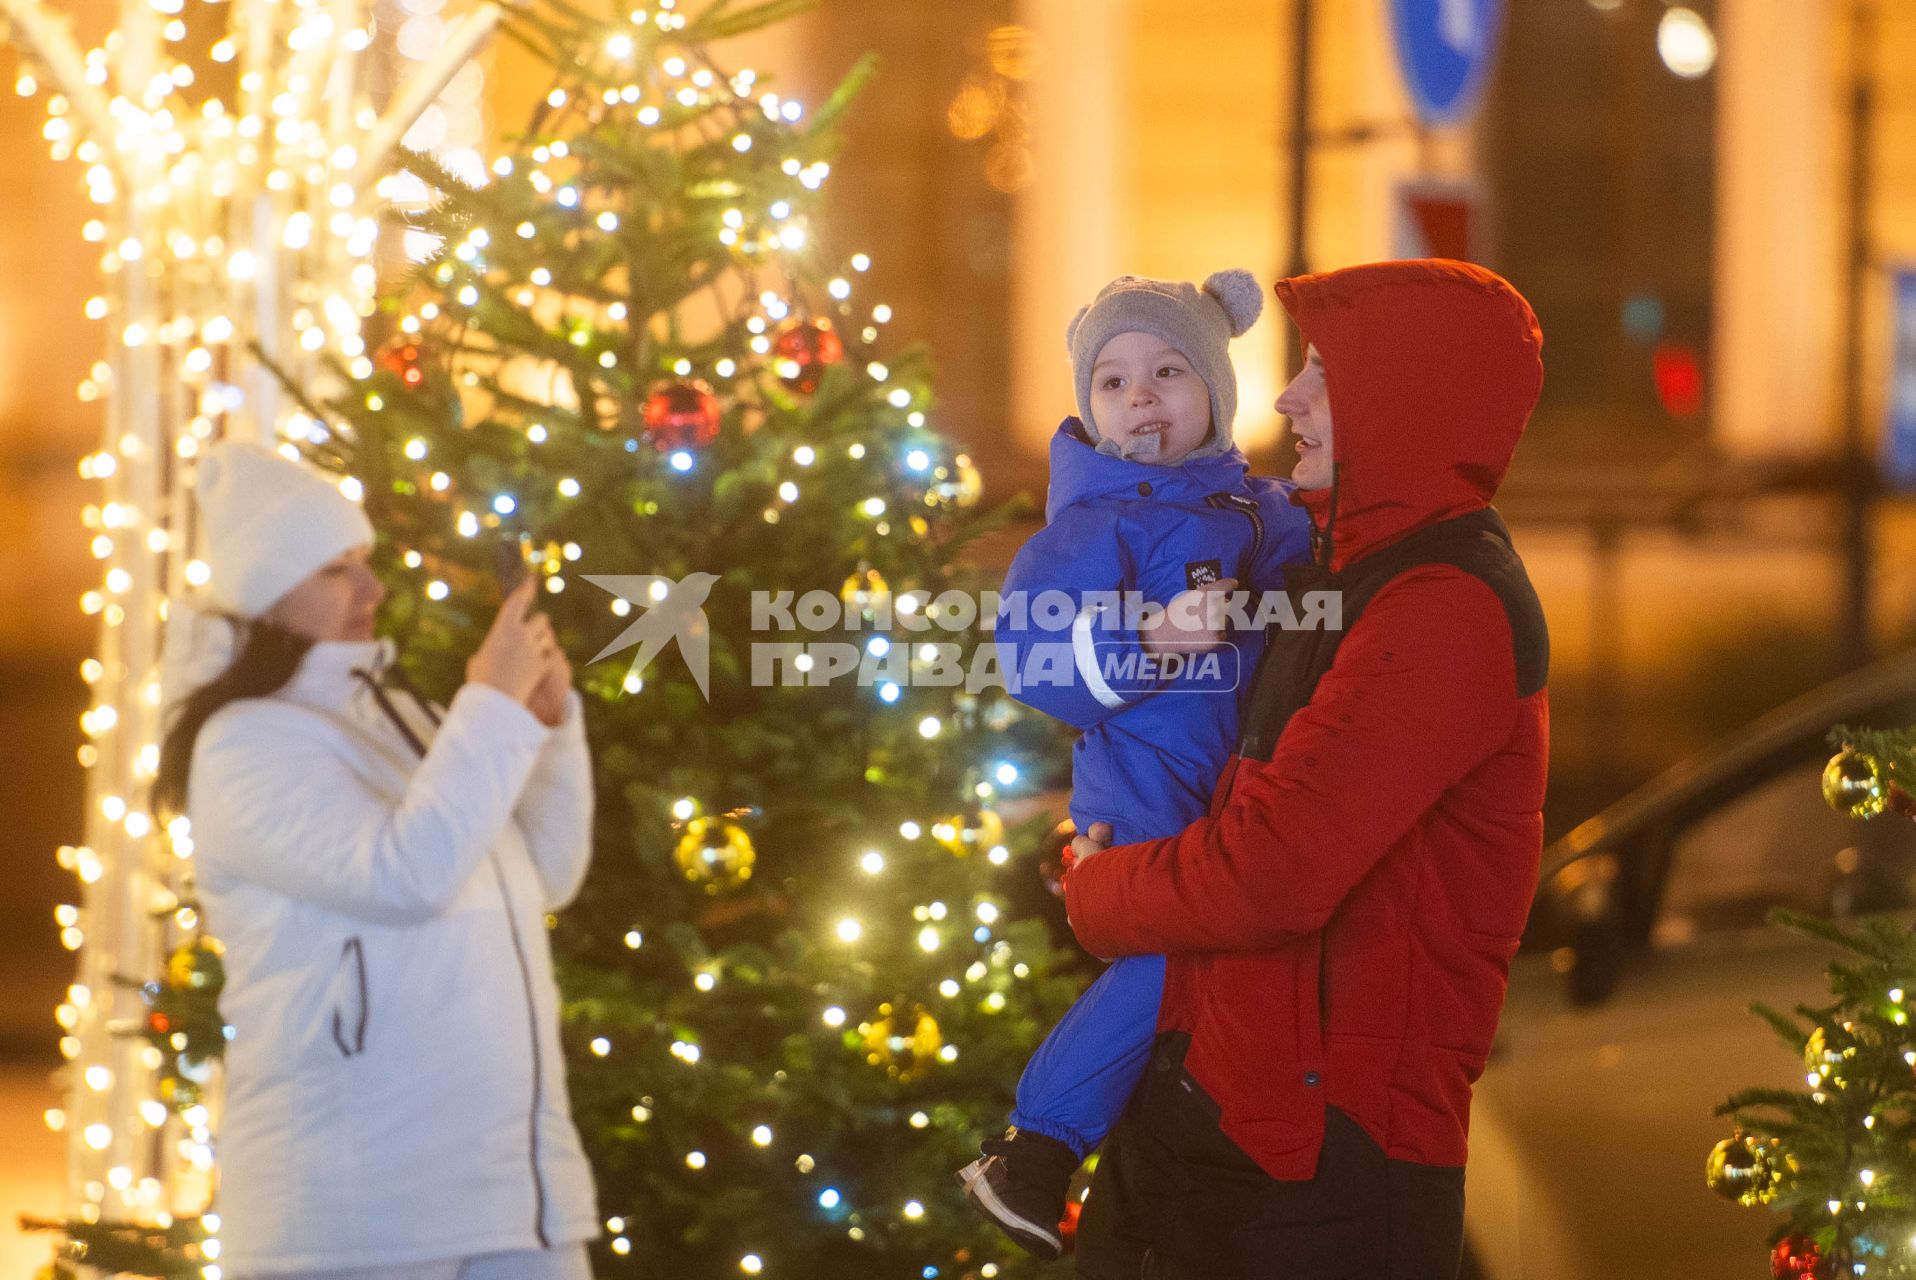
[[467, 578, 549, 703], [494, 535, 533, 598]]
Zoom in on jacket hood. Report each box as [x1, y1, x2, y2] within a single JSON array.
[[1276, 260, 1543, 572], [160, 601, 397, 718], [1045, 418, 1253, 522], [160, 601, 243, 718]]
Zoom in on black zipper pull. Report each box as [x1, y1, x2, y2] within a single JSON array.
[[1206, 493, 1267, 567]]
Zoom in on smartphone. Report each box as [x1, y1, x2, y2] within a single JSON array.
[[494, 534, 534, 597]]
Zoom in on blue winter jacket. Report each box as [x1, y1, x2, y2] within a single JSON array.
[[998, 420, 1312, 845]]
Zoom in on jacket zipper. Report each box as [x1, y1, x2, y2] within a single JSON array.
[[359, 669, 551, 1247], [490, 858, 553, 1248], [330, 937, 369, 1057], [1206, 493, 1266, 565]]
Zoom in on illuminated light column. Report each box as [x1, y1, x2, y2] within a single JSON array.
[[1011, 0, 1429, 467], [1, 0, 498, 1238], [1009, 0, 1127, 466], [1713, 0, 1841, 457]]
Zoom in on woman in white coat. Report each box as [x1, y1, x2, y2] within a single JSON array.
[[153, 442, 600, 1280]]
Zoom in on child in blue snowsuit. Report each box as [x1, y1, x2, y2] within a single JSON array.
[[958, 270, 1313, 1259]]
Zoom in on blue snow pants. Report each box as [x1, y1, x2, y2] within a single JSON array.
[[1008, 951, 1165, 1157]]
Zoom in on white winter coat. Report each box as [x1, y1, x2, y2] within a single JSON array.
[[187, 638, 599, 1274]]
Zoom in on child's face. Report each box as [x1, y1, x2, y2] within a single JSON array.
[[1088, 331, 1213, 464], [1277, 345, 1333, 490]]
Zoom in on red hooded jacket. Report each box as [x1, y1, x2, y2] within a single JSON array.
[[1064, 259, 1550, 1179]]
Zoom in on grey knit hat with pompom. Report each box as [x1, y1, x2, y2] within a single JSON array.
[[1065, 269, 1264, 461]]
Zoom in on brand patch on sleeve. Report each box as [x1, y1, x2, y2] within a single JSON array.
[[1185, 559, 1223, 590]]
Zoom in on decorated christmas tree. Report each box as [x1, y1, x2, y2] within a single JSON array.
[[1707, 731, 1916, 1280], [276, 1, 1086, 1276]]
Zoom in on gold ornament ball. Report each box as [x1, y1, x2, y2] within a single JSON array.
[[1705, 1134, 1779, 1206], [840, 567, 891, 617], [930, 454, 984, 508], [159, 1074, 201, 1109], [167, 936, 226, 992], [1804, 1025, 1831, 1072], [861, 1001, 943, 1079], [1802, 1023, 1868, 1080], [1824, 747, 1887, 819], [673, 817, 757, 893], [931, 806, 1006, 858]]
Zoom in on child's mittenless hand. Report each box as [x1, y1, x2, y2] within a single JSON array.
[[1140, 579, 1238, 655], [1066, 822, 1116, 957], [1070, 821, 1114, 866]]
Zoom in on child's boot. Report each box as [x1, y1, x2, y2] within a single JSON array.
[[955, 1126, 1082, 1261]]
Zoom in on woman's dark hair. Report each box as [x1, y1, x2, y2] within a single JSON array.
[[152, 620, 315, 820]]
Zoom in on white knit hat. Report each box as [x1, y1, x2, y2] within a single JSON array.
[[194, 441, 374, 618]]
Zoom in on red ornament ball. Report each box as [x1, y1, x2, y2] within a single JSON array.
[[1059, 1194, 1084, 1251], [771, 317, 846, 394], [1770, 1234, 1823, 1280], [379, 341, 427, 389], [641, 379, 722, 451]]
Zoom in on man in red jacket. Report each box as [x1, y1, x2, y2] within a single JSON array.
[[1064, 259, 1550, 1280]]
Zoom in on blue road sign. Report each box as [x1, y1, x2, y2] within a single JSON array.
[[1882, 268, 1916, 491], [1388, 0, 1508, 126]]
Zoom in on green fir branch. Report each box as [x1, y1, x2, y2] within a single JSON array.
[[810, 51, 878, 136], [1768, 907, 1881, 955], [695, 0, 818, 42], [1751, 1001, 1808, 1049], [1717, 1086, 1823, 1118]]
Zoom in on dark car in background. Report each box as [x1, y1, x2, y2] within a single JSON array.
[[1463, 651, 1916, 1280]]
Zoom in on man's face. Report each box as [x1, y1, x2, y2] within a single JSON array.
[[1276, 345, 1333, 490], [1088, 331, 1214, 465]]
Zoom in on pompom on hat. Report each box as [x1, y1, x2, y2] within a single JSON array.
[[1066, 268, 1264, 460], [193, 440, 374, 618]]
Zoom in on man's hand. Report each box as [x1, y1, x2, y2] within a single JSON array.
[[1066, 821, 1117, 959], [1070, 820, 1114, 866], [1140, 579, 1237, 656]]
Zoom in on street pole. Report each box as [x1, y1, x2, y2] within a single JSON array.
[[1282, 0, 1314, 383], [1840, 0, 1877, 669]]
